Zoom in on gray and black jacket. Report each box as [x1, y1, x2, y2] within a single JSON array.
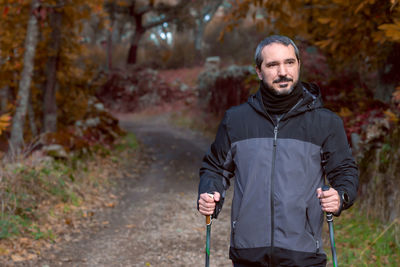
[[198, 82, 358, 266]]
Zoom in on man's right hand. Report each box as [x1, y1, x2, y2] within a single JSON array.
[[198, 192, 220, 216]]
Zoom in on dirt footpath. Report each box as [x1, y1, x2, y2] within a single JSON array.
[[32, 114, 233, 267]]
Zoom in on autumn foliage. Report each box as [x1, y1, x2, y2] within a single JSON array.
[[0, 114, 11, 135], [0, 0, 120, 155]]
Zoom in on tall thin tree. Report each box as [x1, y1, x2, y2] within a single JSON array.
[[43, 3, 63, 133], [193, 0, 223, 59], [9, 0, 40, 155]]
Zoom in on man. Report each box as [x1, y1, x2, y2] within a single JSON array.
[[197, 35, 358, 266]]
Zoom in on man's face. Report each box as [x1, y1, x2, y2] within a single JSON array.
[[256, 43, 300, 95]]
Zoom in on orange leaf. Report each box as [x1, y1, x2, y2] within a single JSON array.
[[393, 86, 400, 102], [105, 202, 116, 208], [384, 110, 399, 123], [0, 113, 11, 135]]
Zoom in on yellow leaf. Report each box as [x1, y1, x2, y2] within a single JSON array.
[[0, 113, 11, 122], [0, 245, 10, 256], [379, 23, 400, 41], [338, 107, 353, 118], [317, 18, 331, 24], [0, 113, 11, 135], [384, 110, 399, 123], [315, 39, 332, 49], [355, 1, 367, 14]]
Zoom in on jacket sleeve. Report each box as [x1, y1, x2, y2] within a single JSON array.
[[321, 114, 359, 216], [198, 112, 235, 218]]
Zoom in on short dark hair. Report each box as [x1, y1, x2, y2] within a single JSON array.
[[254, 35, 300, 69]]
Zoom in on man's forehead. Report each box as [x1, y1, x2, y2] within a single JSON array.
[[262, 43, 297, 62]]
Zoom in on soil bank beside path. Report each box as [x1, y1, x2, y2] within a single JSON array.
[[32, 113, 233, 267]]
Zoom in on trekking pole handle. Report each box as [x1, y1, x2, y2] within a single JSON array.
[[206, 214, 212, 225], [322, 185, 333, 222], [206, 193, 214, 225], [322, 185, 331, 192]]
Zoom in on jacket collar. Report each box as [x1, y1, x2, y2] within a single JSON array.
[[248, 82, 324, 119]]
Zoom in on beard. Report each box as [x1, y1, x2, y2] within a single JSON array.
[[262, 76, 298, 96]]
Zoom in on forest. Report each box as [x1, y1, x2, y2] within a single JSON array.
[[0, 0, 399, 265]]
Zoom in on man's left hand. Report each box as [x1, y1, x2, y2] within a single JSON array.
[[316, 187, 340, 213]]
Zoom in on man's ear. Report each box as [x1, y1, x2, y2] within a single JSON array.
[[255, 67, 262, 80]]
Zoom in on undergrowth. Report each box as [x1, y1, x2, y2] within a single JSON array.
[[327, 205, 399, 266], [0, 133, 138, 242]]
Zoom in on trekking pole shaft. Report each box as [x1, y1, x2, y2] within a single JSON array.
[[205, 193, 214, 267], [205, 216, 211, 267], [322, 185, 338, 267], [328, 220, 338, 267]]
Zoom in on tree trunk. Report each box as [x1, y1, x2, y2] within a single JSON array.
[[0, 85, 9, 112], [127, 29, 145, 65], [106, 24, 113, 71], [27, 92, 37, 137], [106, 2, 116, 71], [194, 22, 205, 61], [124, 0, 190, 65], [43, 8, 62, 133], [127, 43, 138, 65], [127, 4, 145, 66], [193, 0, 223, 62], [9, 0, 40, 156], [375, 43, 400, 102]]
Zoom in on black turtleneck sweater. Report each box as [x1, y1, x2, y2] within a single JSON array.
[[260, 81, 303, 115]]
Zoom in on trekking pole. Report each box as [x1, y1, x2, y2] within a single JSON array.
[[205, 193, 214, 267], [322, 185, 338, 267]]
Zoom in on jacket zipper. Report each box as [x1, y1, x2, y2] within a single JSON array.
[[269, 121, 280, 266], [232, 220, 236, 244], [267, 99, 303, 266]]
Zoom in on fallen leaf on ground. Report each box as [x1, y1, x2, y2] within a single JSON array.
[[25, 253, 37, 260], [11, 254, 25, 262], [105, 202, 116, 208], [0, 245, 10, 256], [18, 238, 30, 245], [65, 218, 73, 225]]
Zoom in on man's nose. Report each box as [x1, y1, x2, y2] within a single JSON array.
[[277, 64, 287, 76]]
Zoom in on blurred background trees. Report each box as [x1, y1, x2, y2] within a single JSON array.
[[0, 0, 398, 264], [0, 0, 399, 224]]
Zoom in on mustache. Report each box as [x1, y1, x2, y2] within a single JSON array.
[[273, 76, 293, 83]]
